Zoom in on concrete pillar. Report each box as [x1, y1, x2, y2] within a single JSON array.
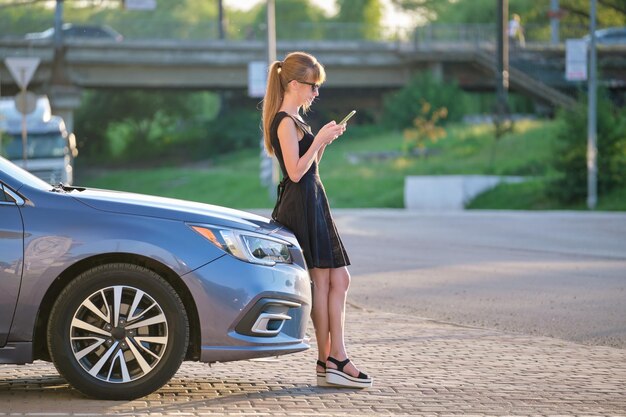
[[48, 85, 82, 133]]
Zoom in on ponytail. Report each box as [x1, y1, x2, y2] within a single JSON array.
[[262, 61, 285, 155]]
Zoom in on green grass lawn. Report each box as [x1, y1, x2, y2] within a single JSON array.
[[468, 179, 626, 211], [79, 119, 625, 210]]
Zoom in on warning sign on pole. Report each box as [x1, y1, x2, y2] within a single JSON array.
[[124, 0, 157, 10], [565, 39, 587, 81], [4, 57, 41, 90], [248, 61, 268, 98]]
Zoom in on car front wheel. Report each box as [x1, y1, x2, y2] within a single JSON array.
[[48, 263, 189, 400]]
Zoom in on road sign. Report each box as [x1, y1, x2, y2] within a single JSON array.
[[15, 91, 37, 115], [4, 57, 41, 90], [248, 61, 267, 98], [565, 39, 587, 81], [124, 0, 157, 10]]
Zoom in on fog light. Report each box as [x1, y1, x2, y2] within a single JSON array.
[[251, 312, 291, 335]]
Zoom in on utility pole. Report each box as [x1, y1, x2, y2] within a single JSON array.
[[267, 0, 277, 64], [496, 0, 509, 107], [217, 0, 225, 39], [54, 0, 64, 52], [267, 0, 278, 200], [495, 0, 509, 127], [587, 0, 597, 209], [51, 0, 69, 85], [550, 0, 560, 44]]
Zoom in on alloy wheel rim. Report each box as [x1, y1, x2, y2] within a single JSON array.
[[69, 285, 169, 383]]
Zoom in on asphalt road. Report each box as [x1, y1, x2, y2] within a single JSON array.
[[324, 209, 626, 349]]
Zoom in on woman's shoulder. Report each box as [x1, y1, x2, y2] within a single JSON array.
[[275, 111, 305, 130], [272, 111, 295, 128]]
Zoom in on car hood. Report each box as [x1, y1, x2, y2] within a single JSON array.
[[72, 188, 280, 235]]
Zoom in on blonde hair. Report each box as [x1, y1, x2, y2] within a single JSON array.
[[262, 51, 326, 155]]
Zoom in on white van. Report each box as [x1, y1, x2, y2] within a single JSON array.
[[0, 96, 78, 185], [0, 95, 52, 128]]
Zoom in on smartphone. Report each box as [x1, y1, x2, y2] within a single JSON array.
[[339, 110, 356, 125]]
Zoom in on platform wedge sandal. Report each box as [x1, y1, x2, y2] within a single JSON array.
[[316, 360, 334, 387], [325, 357, 373, 388]]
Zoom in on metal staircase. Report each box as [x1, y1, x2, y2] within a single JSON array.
[[473, 49, 577, 109]]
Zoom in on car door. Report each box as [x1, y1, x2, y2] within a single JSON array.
[[0, 182, 24, 347]]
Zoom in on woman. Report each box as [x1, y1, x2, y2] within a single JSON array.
[[262, 51, 372, 388]]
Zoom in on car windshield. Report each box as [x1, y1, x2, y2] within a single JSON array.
[[1, 133, 66, 159], [0, 155, 52, 190]]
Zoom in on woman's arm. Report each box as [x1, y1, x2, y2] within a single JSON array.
[[316, 144, 327, 164], [278, 118, 344, 183], [277, 118, 323, 183]]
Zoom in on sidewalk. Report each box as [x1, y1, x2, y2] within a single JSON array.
[[1, 305, 625, 416]]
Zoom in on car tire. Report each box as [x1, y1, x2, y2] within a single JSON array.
[[47, 263, 189, 400]]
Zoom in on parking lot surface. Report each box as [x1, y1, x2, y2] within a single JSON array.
[[2, 209, 626, 415], [1, 304, 625, 416]]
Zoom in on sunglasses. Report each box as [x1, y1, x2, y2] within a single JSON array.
[[296, 80, 320, 92]]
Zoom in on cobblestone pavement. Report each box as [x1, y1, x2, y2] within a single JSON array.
[[1, 306, 625, 416]]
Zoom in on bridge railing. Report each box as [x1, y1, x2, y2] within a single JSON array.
[[233, 22, 412, 42], [412, 23, 590, 47], [1, 19, 591, 45], [0, 18, 410, 43]]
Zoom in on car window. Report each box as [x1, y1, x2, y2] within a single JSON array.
[[67, 26, 108, 38], [2, 133, 66, 159], [608, 31, 626, 39]]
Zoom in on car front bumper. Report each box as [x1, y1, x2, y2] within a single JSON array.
[[182, 251, 312, 363]]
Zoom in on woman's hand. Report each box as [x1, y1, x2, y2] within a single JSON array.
[[314, 121, 346, 147]]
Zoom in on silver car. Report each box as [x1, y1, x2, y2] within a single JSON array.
[[0, 156, 311, 399]]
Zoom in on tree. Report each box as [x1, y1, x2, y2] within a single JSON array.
[[247, 0, 329, 41], [382, 72, 468, 129], [549, 91, 626, 204], [556, 0, 626, 27], [74, 90, 219, 161], [0, 2, 55, 36], [83, 0, 219, 40], [0, 0, 220, 40], [335, 0, 384, 40], [390, 0, 626, 28]]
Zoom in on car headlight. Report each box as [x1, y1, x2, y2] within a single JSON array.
[[190, 225, 292, 266]]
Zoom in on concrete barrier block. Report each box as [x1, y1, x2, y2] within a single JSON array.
[[404, 175, 525, 210]]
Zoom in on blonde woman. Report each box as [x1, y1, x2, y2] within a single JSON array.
[[262, 51, 372, 388]]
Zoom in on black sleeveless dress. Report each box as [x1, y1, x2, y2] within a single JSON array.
[[270, 111, 350, 269]]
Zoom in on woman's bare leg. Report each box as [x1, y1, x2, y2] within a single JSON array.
[[326, 266, 362, 377], [309, 268, 331, 373]]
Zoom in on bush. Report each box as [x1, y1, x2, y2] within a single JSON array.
[[548, 92, 626, 204], [202, 109, 262, 154], [99, 107, 262, 164], [402, 101, 448, 154], [382, 72, 468, 129], [75, 90, 220, 163]]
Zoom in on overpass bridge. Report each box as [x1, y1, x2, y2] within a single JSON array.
[[1, 38, 625, 129]]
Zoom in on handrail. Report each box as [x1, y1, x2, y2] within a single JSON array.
[[473, 49, 577, 109]]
